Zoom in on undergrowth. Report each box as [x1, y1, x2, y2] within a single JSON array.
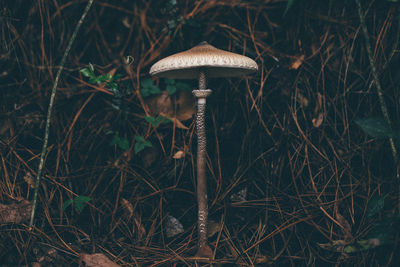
[[0, 0, 400, 266]]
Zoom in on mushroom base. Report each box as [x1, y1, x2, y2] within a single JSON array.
[[195, 244, 213, 259]]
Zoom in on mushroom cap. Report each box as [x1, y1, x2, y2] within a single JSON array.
[[149, 42, 258, 79]]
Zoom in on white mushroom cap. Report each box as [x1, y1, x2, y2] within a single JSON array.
[[149, 42, 258, 79]]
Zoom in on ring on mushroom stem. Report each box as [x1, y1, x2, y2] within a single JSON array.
[[150, 41, 258, 259]]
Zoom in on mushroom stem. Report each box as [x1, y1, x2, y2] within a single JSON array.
[[199, 68, 206, 90], [193, 69, 212, 257]]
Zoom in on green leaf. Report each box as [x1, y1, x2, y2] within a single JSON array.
[[141, 78, 154, 88], [74, 195, 91, 212], [110, 134, 130, 150], [135, 135, 145, 142], [140, 79, 161, 97], [94, 74, 112, 84], [134, 135, 152, 154], [88, 77, 98, 84], [145, 116, 161, 127], [62, 199, 74, 211], [113, 74, 122, 81], [134, 142, 145, 154], [367, 215, 400, 246], [107, 82, 118, 91], [165, 78, 176, 85], [166, 85, 177, 95], [134, 140, 152, 154], [80, 68, 95, 78], [343, 239, 375, 253], [160, 116, 172, 124], [62, 196, 91, 212], [366, 195, 386, 218], [355, 117, 393, 139], [283, 0, 295, 17], [118, 138, 130, 150], [145, 116, 171, 127]]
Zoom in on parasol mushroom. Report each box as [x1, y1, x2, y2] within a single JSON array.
[[149, 41, 258, 258]]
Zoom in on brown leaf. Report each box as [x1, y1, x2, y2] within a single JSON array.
[[145, 91, 173, 116], [172, 150, 185, 159], [0, 200, 31, 224], [207, 219, 220, 238], [160, 113, 189, 130], [289, 55, 305, 70], [174, 90, 195, 121], [120, 199, 146, 239], [79, 253, 120, 267], [255, 255, 271, 264], [24, 172, 35, 188], [312, 113, 324, 128], [145, 90, 195, 124], [336, 210, 353, 241], [121, 198, 134, 219]]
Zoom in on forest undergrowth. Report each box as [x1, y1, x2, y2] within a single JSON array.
[[1, 0, 400, 266]]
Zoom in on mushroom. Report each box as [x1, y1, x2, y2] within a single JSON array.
[[150, 41, 258, 258]]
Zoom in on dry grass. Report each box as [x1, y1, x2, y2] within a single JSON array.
[[1, 0, 400, 266]]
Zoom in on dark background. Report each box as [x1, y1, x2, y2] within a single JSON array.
[[1, 0, 400, 266]]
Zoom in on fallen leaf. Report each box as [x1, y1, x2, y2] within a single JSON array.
[[165, 215, 184, 238], [289, 55, 305, 70], [172, 150, 185, 159], [121, 198, 134, 219], [174, 90, 195, 121], [122, 17, 131, 28], [160, 113, 189, 130], [255, 255, 271, 264], [207, 219, 220, 238], [312, 113, 324, 128], [145, 91, 172, 116], [79, 253, 120, 267], [335, 210, 353, 241], [145, 90, 195, 125], [120, 198, 146, 239], [24, 172, 35, 188]]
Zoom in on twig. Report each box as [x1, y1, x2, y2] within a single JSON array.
[[29, 0, 95, 229], [355, 0, 398, 166]]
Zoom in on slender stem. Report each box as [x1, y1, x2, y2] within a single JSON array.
[[355, 0, 398, 166], [193, 69, 212, 254], [29, 0, 94, 229]]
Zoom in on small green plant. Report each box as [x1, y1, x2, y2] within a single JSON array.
[[80, 63, 129, 110], [140, 78, 161, 97], [342, 194, 400, 253], [165, 78, 191, 95], [355, 117, 396, 139], [108, 131, 130, 151], [145, 115, 171, 127], [80, 63, 121, 89], [134, 135, 152, 154], [62, 195, 91, 212]]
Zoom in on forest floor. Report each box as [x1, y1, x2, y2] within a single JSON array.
[[1, 0, 400, 266]]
